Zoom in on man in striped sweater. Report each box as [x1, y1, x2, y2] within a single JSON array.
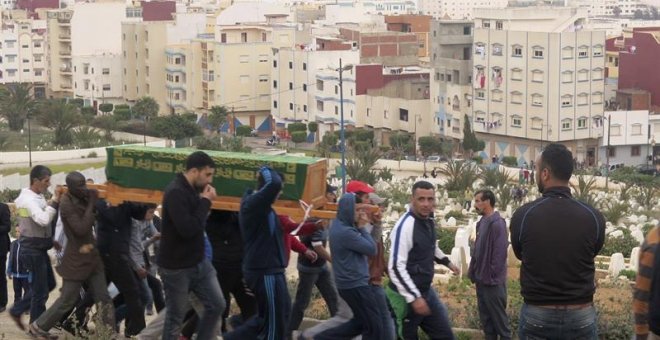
[[634, 225, 660, 340]]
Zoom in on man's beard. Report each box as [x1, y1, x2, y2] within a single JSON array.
[[537, 181, 544, 193]]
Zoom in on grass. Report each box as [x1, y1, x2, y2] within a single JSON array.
[[0, 125, 54, 151], [0, 161, 106, 176]]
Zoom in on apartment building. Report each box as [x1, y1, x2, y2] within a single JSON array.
[[122, 10, 207, 114], [471, 6, 605, 166], [418, 0, 507, 19], [615, 27, 660, 109], [598, 110, 657, 166], [385, 15, 432, 57], [572, 0, 650, 17], [430, 19, 474, 152], [0, 16, 47, 97], [47, 2, 138, 102]]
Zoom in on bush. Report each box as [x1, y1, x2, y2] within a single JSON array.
[[235, 125, 253, 137], [291, 131, 307, 144], [287, 122, 307, 134], [80, 106, 96, 116], [378, 167, 393, 182], [308, 121, 318, 133], [98, 103, 114, 113], [0, 189, 20, 202], [87, 151, 98, 158], [445, 210, 465, 221], [619, 269, 636, 281], [600, 229, 639, 256], [69, 98, 85, 108], [436, 227, 456, 254], [114, 108, 132, 121], [601, 201, 630, 225], [471, 156, 483, 164], [501, 156, 518, 167]]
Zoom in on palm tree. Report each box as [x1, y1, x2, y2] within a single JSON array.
[[345, 143, 381, 185], [36, 99, 81, 146], [439, 160, 480, 192], [479, 166, 511, 190], [570, 175, 598, 206], [0, 83, 36, 131]]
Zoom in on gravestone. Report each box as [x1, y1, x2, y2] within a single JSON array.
[[608, 253, 625, 277], [629, 247, 640, 272], [632, 229, 645, 245]]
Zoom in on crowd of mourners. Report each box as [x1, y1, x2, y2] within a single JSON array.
[[0, 143, 658, 340]]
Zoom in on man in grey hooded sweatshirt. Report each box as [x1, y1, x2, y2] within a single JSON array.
[[315, 193, 382, 340]]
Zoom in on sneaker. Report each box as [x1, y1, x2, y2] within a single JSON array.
[[28, 322, 58, 340], [9, 312, 25, 331]]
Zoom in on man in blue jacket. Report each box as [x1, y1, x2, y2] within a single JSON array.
[[225, 166, 289, 340], [316, 193, 382, 340]]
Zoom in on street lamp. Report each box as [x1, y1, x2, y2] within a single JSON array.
[[413, 113, 421, 159], [27, 108, 33, 168], [337, 58, 353, 194], [604, 114, 611, 189]]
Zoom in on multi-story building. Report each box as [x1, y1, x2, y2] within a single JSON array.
[[385, 15, 432, 57], [418, 0, 507, 20], [47, 2, 139, 103], [598, 110, 656, 166], [430, 19, 474, 153], [572, 0, 650, 17], [0, 16, 47, 97], [614, 27, 660, 110], [122, 8, 206, 114], [471, 6, 605, 166]]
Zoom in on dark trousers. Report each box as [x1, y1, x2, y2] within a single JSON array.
[[402, 289, 454, 340], [101, 253, 145, 336], [315, 286, 382, 340], [224, 272, 290, 340], [13, 277, 30, 304], [476, 283, 512, 340], [10, 247, 56, 323], [213, 263, 256, 332], [146, 273, 165, 313], [288, 267, 338, 334], [0, 255, 7, 308]]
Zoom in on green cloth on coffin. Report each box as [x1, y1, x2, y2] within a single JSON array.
[[384, 278, 408, 339], [105, 145, 322, 201]]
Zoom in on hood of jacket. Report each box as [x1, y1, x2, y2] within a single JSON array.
[[334, 193, 356, 228]]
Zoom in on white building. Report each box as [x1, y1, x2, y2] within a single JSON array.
[[418, 0, 508, 19], [598, 110, 657, 166], [572, 0, 650, 17], [0, 17, 48, 96], [471, 6, 605, 166]]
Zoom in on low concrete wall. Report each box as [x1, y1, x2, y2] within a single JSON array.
[[0, 140, 167, 164]]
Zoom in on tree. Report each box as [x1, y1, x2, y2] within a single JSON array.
[[345, 143, 381, 185], [418, 136, 444, 158], [98, 103, 113, 114], [236, 125, 252, 137], [462, 114, 485, 157], [132, 97, 159, 119], [291, 131, 307, 144], [151, 114, 202, 140], [287, 122, 307, 134], [94, 115, 117, 142], [634, 9, 645, 19], [36, 99, 81, 146], [308, 122, 318, 133], [613, 6, 622, 17], [73, 126, 103, 149], [114, 107, 132, 121], [208, 105, 228, 133], [389, 132, 413, 160], [0, 83, 36, 131], [317, 132, 338, 158]]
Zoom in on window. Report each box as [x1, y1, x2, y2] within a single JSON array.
[[34, 69, 42, 76], [21, 44, 28, 49], [6, 56, 15, 63], [512, 45, 522, 57], [262, 32, 267, 42], [476, 90, 485, 100], [611, 125, 621, 136], [240, 75, 249, 84], [384, 110, 388, 119], [578, 93, 589, 106], [303, 105, 307, 112], [303, 63, 307, 70], [102, 84, 111, 91], [511, 68, 522, 81], [23, 69, 29, 72], [531, 94, 543, 106], [562, 119, 572, 131], [531, 70, 543, 83], [512, 116, 522, 127], [259, 55, 268, 62], [6, 41, 14, 48], [495, 21, 503, 30], [533, 48, 544, 58], [34, 42, 41, 48], [287, 82, 292, 90], [259, 75, 268, 82], [592, 68, 603, 80], [317, 80, 323, 91], [562, 46, 573, 59], [578, 117, 587, 129], [241, 32, 247, 43], [531, 117, 543, 130], [399, 108, 409, 122], [102, 68, 110, 75], [511, 91, 522, 104], [316, 100, 323, 111], [273, 80, 277, 88], [593, 45, 603, 57], [302, 84, 307, 91], [492, 43, 502, 56], [239, 55, 249, 63], [562, 71, 573, 83], [578, 46, 588, 58], [475, 111, 486, 123], [561, 95, 573, 107], [631, 123, 642, 135], [491, 90, 502, 102], [463, 26, 471, 35], [273, 60, 277, 67], [482, 20, 490, 28], [273, 101, 278, 108], [288, 61, 293, 69], [22, 59, 29, 63], [334, 106, 338, 115], [578, 69, 589, 82], [592, 92, 603, 104], [289, 103, 294, 110], [631, 146, 641, 156], [608, 147, 616, 157]]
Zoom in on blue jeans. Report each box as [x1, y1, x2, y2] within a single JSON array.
[[402, 288, 455, 340], [518, 303, 597, 340], [9, 247, 56, 323], [315, 285, 382, 340], [372, 285, 395, 340], [138, 277, 153, 312], [160, 260, 226, 340], [288, 266, 338, 334]]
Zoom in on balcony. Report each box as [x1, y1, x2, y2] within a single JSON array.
[[59, 66, 71, 73], [61, 83, 72, 89], [58, 34, 71, 41], [437, 35, 472, 46], [59, 50, 71, 56]]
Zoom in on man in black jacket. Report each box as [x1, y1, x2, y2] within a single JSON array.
[[0, 202, 10, 312], [159, 151, 225, 340], [510, 143, 605, 339]]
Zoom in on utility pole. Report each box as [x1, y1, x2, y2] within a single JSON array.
[[605, 114, 611, 189]]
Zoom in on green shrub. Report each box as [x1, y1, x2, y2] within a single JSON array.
[[436, 227, 456, 254], [618, 269, 636, 281], [471, 156, 483, 164], [601, 201, 630, 225], [447, 190, 460, 199], [642, 223, 655, 236], [0, 189, 20, 202], [378, 167, 393, 182], [69, 98, 85, 108], [501, 156, 518, 167], [87, 151, 98, 158], [445, 210, 464, 221], [114, 108, 132, 121], [80, 106, 96, 116], [98, 103, 114, 113], [287, 122, 307, 133], [600, 229, 639, 256], [235, 125, 253, 137], [307, 121, 318, 133], [291, 131, 307, 144]]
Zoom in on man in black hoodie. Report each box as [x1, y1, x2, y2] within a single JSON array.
[[224, 166, 289, 340], [510, 143, 605, 339], [159, 151, 225, 340]]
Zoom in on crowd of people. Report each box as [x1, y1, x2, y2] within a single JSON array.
[[0, 143, 657, 340]]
